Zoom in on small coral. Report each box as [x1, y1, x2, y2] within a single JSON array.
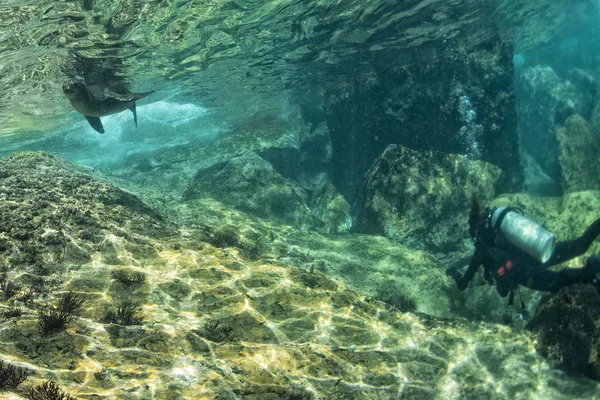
[[110, 269, 146, 285], [37, 292, 85, 335], [0, 361, 30, 389], [377, 291, 417, 313], [197, 321, 237, 343], [1, 278, 20, 300], [27, 380, 75, 400], [208, 226, 240, 249], [1, 307, 23, 319], [104, 302, 146, 325], [57, 292, 85, 315], [37, 309, 73, 335]]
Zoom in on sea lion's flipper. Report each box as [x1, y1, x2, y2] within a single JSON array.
[[85, 116, 105, 134], [130, 102, 138, 127], [102, 89, 154, 102], [130, 90, 154, 101]]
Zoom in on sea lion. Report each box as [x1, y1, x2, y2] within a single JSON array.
[[63, 82, 154, 134]]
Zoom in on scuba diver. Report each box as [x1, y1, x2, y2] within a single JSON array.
[[446, 196, 600, 305]]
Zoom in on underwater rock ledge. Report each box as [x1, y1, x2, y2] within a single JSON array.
[[0, 151, 598, 399], [0, 151, 173, 270]]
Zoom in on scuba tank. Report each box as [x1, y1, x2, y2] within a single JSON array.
[[490, 207, 556, 263]]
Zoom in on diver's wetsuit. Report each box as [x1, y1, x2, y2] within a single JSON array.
[[450, 217, 600, 299]]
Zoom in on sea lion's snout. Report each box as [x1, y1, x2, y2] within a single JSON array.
[[63, 82, 85, 96], [62, 83, 74, 94]]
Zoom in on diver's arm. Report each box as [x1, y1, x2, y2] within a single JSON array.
[[447, 255, 473, 271], [446, 250, 482, 291], [547, 217, 600, 266]]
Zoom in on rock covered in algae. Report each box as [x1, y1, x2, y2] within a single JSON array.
[[308, 182, 352, 233], [0, 151, 173, 270], [0, 152, 598, 399], [183, 151, 318, 229], [555, 114, 600, 193], [117, 110, 303, 194], [591, 77, 600, 134], [354, 144, 501, 253], [527, 284, 600, 381], [170, 196, 455, 318], [518, 65, 595, 186]]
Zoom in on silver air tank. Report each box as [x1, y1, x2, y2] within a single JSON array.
[[490, 207, 556, 263]]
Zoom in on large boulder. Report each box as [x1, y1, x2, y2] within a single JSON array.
[[183, 151, 317, 229], [522, 150, 559, 196], [527, 285, 600, 380], [308, 182, 352, 233], [324, 30, 521, 204], [556, 114, 600, 193], [1, 154, 598, 397], [4, 153, 596, 398], [517, 66, 595, 187], [354, 145, 501, 253]]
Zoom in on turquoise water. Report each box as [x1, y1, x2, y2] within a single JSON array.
[[0, 1, 596, 176], [1, 1, 600, 399]]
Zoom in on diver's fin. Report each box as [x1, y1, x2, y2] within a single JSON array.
[[130, 102, 138, 127], [84, 116, 105, 134], [586, 255, 600, 293]]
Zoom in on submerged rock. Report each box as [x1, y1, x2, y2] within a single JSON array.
[[522, 150, 560, 196], [517, 65, 595, 187], [354, 145, 501, 253], [555, 114, 600, 193], [591, 76, 600, 134], [527, 285, 600, 380], [183, 151, 317, 229], [308, 182, 351, 233], [0, 151, 171, 269], [116, 110, 303, 195]]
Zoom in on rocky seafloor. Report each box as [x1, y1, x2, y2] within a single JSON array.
[[0, 152, 599, 399]]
